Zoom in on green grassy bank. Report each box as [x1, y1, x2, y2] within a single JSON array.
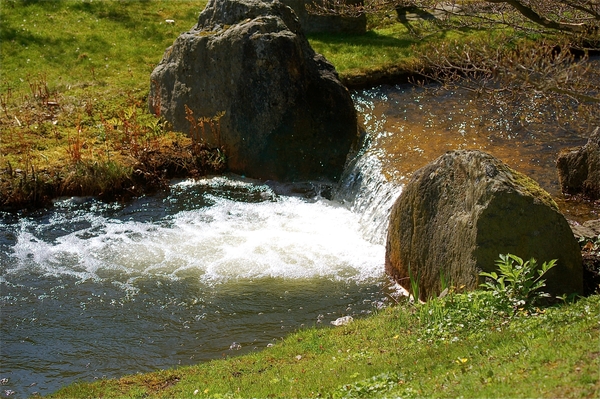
[[0, 0, 224, 208], [49, 290, 599, 398], [0, 0, 502, 209]]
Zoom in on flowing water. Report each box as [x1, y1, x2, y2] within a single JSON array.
[[349, 84, 599, 223], [1, 84, 598, 398], [0, 179, 393, 398]]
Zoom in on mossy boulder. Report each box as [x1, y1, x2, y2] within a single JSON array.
[[149, 0, 359, 182], [385, 150, 583, 300], [557, 127, 600, 200]]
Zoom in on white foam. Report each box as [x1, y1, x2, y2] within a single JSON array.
[[335, 151, 402, 245], [7, 192, 385, 285]]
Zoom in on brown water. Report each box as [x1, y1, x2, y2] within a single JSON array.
[[351, 84, 599, 223]]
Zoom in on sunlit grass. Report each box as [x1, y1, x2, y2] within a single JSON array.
[[308, 21, 526, 79], [1, 3, 598, 398], [308, 29, 421, 73], [49, 293, 600, 398], [0, 0, 212, 207], [1, 0, 204, 93]]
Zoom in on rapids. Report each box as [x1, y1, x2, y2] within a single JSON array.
[[0, 178, 392, 398]]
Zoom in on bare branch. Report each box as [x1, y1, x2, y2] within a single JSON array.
[[560, 0, 600, 20], [487, 0, 597, 33], [308, 0, 600, 38]]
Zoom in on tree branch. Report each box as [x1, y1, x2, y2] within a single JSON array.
[[560, 0, 600, 20], [487, 0, 597, 33]]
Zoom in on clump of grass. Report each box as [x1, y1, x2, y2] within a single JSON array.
[[0, 56, 227, 208]]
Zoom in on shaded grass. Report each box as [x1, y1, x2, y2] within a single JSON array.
[[308, 18, 528, 87], [49, 293, 600, 398], [0, 0, 202, 93], [309, 29, 422, 73]]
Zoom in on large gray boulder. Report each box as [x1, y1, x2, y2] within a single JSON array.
[[557, 127, 600, 200], [385, 150, 583, 300], [280, 0, 366, 34], [149, 0, 359, 182]]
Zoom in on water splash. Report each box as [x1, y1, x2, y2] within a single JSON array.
[[332, 87, 407, 245], [0, 178, 392, 398], [334, 150, 402, 245], [4, 178, 385, 288]]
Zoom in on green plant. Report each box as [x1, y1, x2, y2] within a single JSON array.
[[407, 263, 420, 302], [439, 269, 450, 294], [479, 253, 557, 312], [335, 372, 406, 398]]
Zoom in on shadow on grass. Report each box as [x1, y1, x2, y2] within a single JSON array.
[[0, 22, 111, 70], [307, 25, 479, 52], [308, 30, 415, 51]]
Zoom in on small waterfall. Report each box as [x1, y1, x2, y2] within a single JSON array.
[[334, 147, 403, 246], [5, 81, 595, 399], [333, 87, 405, 246]]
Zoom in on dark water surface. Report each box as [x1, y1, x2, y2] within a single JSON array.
[[0, 179, 391, 398]]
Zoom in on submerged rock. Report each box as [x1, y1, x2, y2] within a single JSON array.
[[149, 0, 359, 182], [557, 127, 600, 200], [385, 150, 583, 300]]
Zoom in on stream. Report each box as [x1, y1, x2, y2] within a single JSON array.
[[1, 84, 598, 398]]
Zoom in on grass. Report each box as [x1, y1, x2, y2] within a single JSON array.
[[308, 10, 529, 86], [1, 0, 526, 209], [48, 291, 600, 398], [309, 28, 423, 74], [0, 0, 224, 208], [0, 0, 202, 92]]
